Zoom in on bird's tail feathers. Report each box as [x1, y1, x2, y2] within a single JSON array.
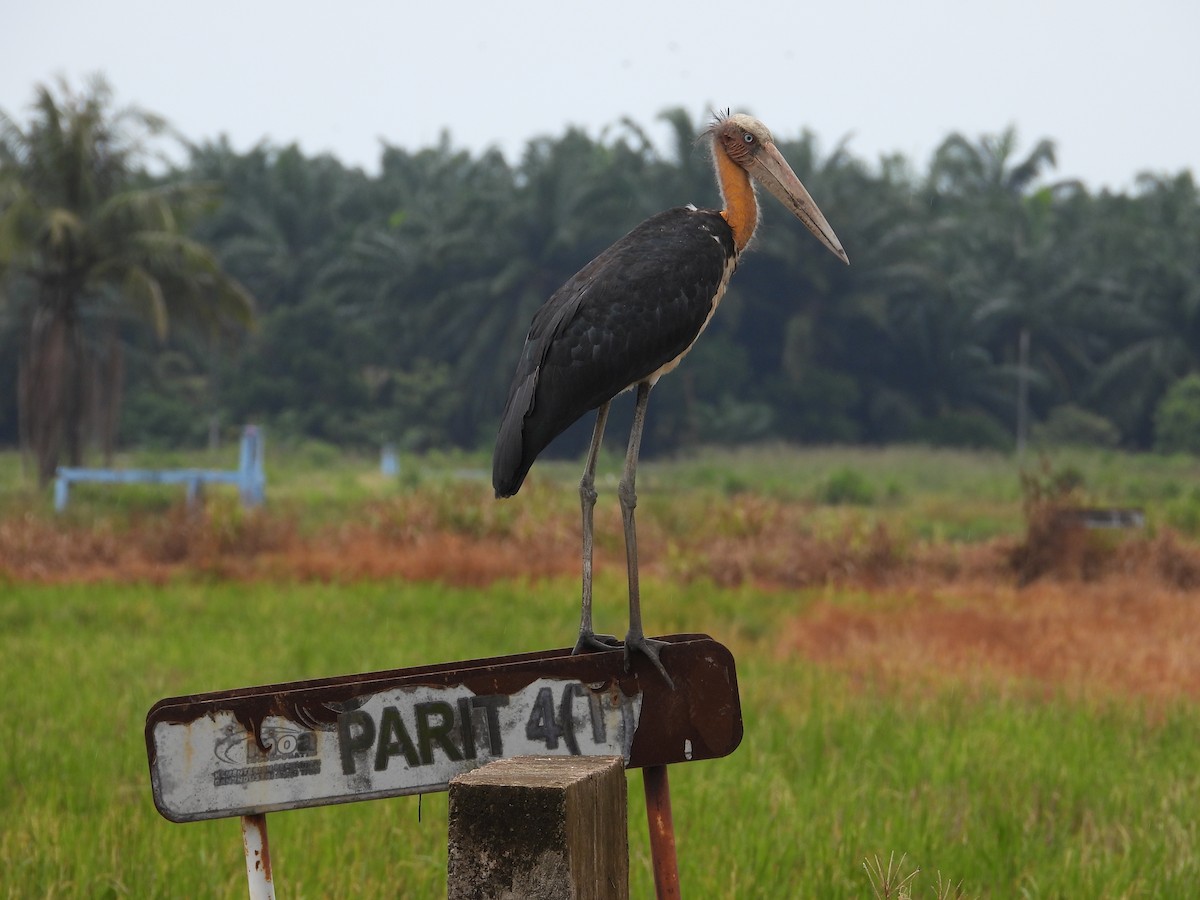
[[492, 373, 537, 498]]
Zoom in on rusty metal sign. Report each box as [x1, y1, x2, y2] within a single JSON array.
[[146, 634, 741, 823]]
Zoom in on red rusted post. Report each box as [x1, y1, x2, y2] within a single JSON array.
[[241, 813, 275, 899], [643, 764, 680, 899]]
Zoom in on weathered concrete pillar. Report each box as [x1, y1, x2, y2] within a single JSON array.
[[447, 755, 628, 899]]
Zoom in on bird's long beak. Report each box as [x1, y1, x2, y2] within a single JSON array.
[[750, 142, 849, 265]]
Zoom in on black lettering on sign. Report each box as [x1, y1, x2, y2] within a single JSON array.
[[525, 687, 564, 750], [457, 697, 476, 760], [414, 701, 463, 765], [337, 710, 375, 776], [338, 693, 514, 775], [559, 684, 581, 755], [586, 690, 607, 744], [374, 706, 419, 771], [471, 695, 509, 756]]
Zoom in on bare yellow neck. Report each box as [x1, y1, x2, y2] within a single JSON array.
[[715, 144, 758, 253]]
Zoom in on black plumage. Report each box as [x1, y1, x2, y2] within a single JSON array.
[[489, 112, 847, 684], [493, 206, 735, 497]]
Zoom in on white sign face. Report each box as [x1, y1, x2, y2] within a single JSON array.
[[150, 678, 641, 822]]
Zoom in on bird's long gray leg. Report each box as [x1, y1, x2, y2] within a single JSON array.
[[618, 381, 674, 687], [574, 402, 620, 655]]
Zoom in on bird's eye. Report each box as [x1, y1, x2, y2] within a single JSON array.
[[743, 132, 755, 143]]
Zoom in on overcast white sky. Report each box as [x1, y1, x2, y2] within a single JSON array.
[[2, 0, 1196, 192]]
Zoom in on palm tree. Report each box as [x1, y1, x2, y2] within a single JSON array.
[[1086, 173, 1200, 443], [923, 128, 1077, 451], [0, 75, 253, 483]]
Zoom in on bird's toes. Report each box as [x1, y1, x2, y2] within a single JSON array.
[[572, 631, 622, 655], [623, 634, 675, 689]]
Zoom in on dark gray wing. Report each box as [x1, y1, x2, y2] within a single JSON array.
[[493, 207, 735, 497]]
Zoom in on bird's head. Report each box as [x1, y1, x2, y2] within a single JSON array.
[[709, 112, 848, 264]]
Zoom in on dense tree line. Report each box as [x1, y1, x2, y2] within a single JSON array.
[[4, 79, 1200, 465]]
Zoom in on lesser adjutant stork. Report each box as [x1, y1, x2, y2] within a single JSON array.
[[493, 112, 848, 684]]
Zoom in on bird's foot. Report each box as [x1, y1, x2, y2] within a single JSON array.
[[623, 632, 675, 689], [572, 630, 622, 655]]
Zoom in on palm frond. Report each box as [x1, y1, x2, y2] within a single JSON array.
[[123, 264, 168, 340]]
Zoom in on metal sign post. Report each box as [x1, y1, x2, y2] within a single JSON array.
[[240, 813, 275, 900], [644, 764, 681, 898], [147, 634, 742, 897]]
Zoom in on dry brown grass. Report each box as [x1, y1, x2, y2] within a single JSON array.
[[4, 490, 1199, 592], [0, 495, 580, 585], [783, 574, 1200, 706]]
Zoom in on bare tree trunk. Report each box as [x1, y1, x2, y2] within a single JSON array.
[[63, 312, 86, 468], [98, 326, 124, 464], [207, 339, 221, 453], [17, 346, 31, 479], [27, 304, 69, 485], [1016, 327, 1031, 458], [84, 341, 102, 459], [24, 283, 88, 485]]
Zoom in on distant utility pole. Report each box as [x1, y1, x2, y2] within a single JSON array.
[[1016, 327, 1030, 457]]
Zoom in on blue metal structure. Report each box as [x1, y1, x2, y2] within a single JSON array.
[[380, 443, 399, 477], [54, 426, 266, 512]]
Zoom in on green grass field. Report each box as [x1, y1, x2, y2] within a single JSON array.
[[3, 572, 1198, 898]]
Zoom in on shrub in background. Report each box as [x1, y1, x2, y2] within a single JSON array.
[[1155, 374, 1200, 455], [819, 467, 877, 505], [1034, 404, 1120, 448]]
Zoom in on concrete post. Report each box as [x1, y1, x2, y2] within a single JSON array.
[[447, 755, 628, 900]]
